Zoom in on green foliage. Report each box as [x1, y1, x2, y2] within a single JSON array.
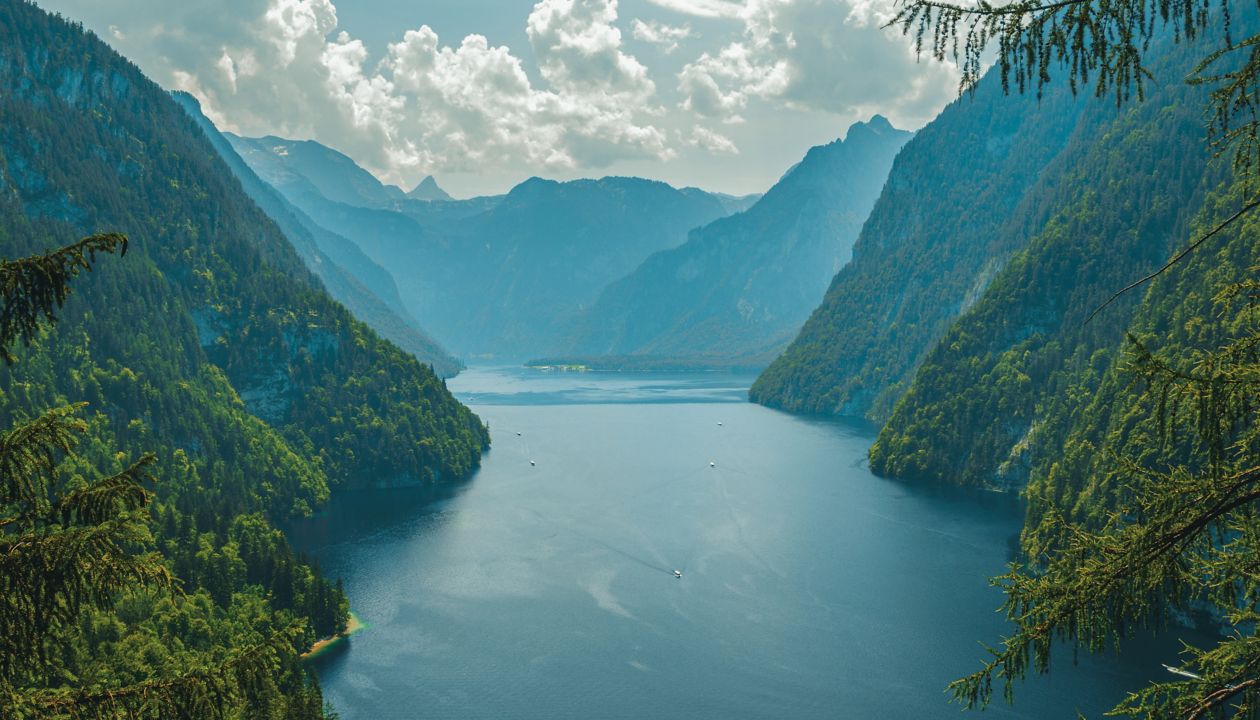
[[893, 0, 1260, 197], [0, 234, 125, 363], [947, 198, 1260, 715], [170, 92, 463, 378], [868, 34, 1224, 487], [0, 241, 316, 719], [750, 62, 1090, 420], [0, 0, 490, 717], [880, 0, 1260, 716]]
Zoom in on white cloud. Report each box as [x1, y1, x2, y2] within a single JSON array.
[[678, 41, 789, 122], [644, 0, 746, 18], [676, 0, 957, 128], [528, 0, 654, 99], [55, 0, 670, 184], [43, 0, 958, 191], [689, 126, 739, 154], [631, 19, 693, 53]]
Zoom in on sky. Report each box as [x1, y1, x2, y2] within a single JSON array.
[[41, 0, 961, 198]]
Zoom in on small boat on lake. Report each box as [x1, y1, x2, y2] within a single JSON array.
[[674, 570, 682, 578]]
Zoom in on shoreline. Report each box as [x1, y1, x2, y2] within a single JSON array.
[[302, 611, 365, 660]]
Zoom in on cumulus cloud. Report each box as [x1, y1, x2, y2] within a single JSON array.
[[528, 0, 654, 99], [631, 19, 693, 53], [676, 0, 957, 128], [688, 126, 739, 154], [54, 0, 670, 184], [44, 0, 958, 188], [679, 42, 789, 122], [644, 0, 746, 18]]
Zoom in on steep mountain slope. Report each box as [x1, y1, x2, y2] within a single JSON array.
[[560, 117, 911, 368], [1019, 181, 1258, 532], [228, 142, 745, 357], [867, 29, 1226, 488], [235, 134, 407, 209], [750, 70, 1091, 420], [172, 92, 462, 376], [0, 1, 486, 712]]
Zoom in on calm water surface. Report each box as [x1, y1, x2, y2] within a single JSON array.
[[292, 366, 1192, 719]]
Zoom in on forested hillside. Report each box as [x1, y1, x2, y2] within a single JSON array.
[[172, 92, 462, 377], [867, 27, 1227, 489], [750, 64, 1091, 420], [0, 1, 486, 714], [558, 117, 912, 369], [1015, 180, 1258, 528]]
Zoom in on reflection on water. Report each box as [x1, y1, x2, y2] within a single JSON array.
[[295, 366, 1205, 720]]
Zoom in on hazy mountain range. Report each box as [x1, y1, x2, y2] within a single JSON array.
[[218, 117, 902, 368], [553, 116, 912, 369]]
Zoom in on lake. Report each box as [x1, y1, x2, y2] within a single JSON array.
[[292, 366, 1194, 719]]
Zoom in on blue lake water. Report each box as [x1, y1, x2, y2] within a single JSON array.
[[292, 366, 1196, 719]]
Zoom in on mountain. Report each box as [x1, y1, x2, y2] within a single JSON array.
[[227, 141, 747, 358], [0, 0, 486, 713], [407, 175, 453, 201], [172, 92, 462, 377], [709, 190, 762, 215], [748, 16, 1242, 498], [557, 116, 912, 369], [1016, 178, 1258, 533], [232, 134, 407, 209], [410, 175, 743, 357], [865, 28, 1226, 489], [750, 63, 1093, 420]]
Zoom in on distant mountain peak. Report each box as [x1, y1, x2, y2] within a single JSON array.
[[867, 114, 893, 130], [846, 114, 903, 142], [407, 175, 453, 202]]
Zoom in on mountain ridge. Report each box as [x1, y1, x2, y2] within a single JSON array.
[[556, 116, 913, 368], [173, 92, 462, 377], [228, 141, 751, 358]]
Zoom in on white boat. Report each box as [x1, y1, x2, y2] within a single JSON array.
[[530, 460, 536, 466], [1162, 664, 1201, 680], [709, 461, 716, 468], [717, 421, 723, 426], [674, 570, 682, 578]]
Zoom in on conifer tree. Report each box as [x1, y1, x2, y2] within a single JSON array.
[[0, 235, 304, 719], [889, 0, 1260, 716]]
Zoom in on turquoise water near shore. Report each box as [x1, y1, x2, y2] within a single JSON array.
[[292, 366, 1201, 719]]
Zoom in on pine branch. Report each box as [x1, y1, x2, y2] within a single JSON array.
[[0, 518, 173, 682], [0, 233, 127, 364], [1186, 675, 1260, 720], [0, 405, 88, 522], [55, 453, 155, 527], [951, 465, 1260, 709]]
